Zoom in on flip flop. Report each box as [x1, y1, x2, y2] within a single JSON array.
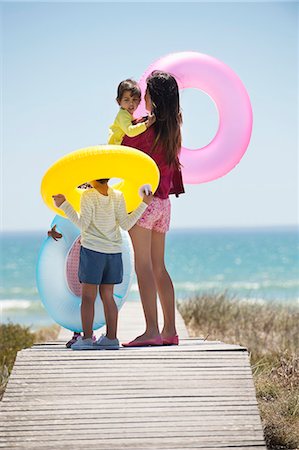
[[122, 336, 163, 347], [162, 335, 179, 346]]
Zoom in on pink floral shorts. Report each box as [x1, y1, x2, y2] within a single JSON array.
[[137, 197, 171, 233]]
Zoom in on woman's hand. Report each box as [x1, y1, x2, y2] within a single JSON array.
[[146, 113, 156, 128], [52, 194, 66, 207]]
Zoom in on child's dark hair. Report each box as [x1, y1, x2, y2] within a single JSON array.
[[117, 79, 141, 102], [146, 71, 182, 168], [96, 179, 110, 184]]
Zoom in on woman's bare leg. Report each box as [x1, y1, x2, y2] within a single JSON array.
[[99, 284, 118, 340], [129, 225, 160, 340], [151, 230, 177, 338], [81, 283, 97, 339]]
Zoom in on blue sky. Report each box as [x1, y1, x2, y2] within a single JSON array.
[[1, 1, 298, 230]]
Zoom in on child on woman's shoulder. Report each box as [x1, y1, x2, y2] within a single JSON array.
[[108, 79, 155, 145]]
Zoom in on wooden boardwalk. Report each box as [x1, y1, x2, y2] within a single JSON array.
[[0, 301, 266, 449]]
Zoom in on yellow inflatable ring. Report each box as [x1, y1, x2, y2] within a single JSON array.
[[41, 145, 160, 216]]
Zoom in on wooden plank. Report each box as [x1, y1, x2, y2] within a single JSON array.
[[17, 346, 248, 353], [0, 441, 265, 450], [0, 434, 266, 442], [9, 368, 253, 375], [1, 396, 258, 404], [1, 402, 260, 411], [6, 378, 255, 386], [1, 408, 262, 417], [0, 439, 267, 448], [8, 377, 254, 384], [2, 414, 262, 424], [17, 344, 247, 352], [11, 367, 252, 373], [1, 394, 258, 402], [18, 344, 247, 351], [2, 406, 260, 416], [12, 360, 251, 366]]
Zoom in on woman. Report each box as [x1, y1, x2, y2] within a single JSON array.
[[122, 71, 184, 347]]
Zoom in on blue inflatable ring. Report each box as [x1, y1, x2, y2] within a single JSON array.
[[36, 215, 134, 332]]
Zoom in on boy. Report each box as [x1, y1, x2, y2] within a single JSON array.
[[52, 179, 152, 350]]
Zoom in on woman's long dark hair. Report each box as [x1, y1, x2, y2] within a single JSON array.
[[146, 71, 182, 168]]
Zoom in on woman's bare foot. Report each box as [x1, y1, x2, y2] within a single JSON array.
[[122, 332, 162, 347]]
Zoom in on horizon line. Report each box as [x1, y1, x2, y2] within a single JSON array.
[[1, 224, 298, 234]]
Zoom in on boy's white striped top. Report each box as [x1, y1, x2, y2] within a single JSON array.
[[60, 188, 147, 254]]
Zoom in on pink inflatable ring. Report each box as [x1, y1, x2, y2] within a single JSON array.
[[137, 52, 253, 184]]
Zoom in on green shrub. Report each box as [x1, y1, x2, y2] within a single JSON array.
[[0, 323, 35, 372], [0, 322, 60, 399], [177, 293, 299, 449], [0, 323, 35, 398], [177, 292, 298, 360]]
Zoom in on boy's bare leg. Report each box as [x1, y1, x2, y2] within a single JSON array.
[[100, 284, 118, 340], [81, 283, 97, 339]]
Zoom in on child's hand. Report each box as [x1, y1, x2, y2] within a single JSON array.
[[139, 184, 153, 204], [139, 184, 151, 197], [52, 194, 66, 207], [146, 113, 156, 128], [47, 224, 62, 241], [143, 191, 153, 205]]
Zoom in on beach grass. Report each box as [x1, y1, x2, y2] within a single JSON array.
[[177, 293, 299, 450], [0, 322, 60, 399]]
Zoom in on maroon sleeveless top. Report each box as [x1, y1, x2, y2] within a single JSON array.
[[122, 126, 185, 199]]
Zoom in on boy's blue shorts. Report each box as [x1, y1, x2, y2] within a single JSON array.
[[78, 246, 123, 285]]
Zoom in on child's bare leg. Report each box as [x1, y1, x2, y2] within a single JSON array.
[[81, 283, 97, 339], [99, 284, 118, 340]]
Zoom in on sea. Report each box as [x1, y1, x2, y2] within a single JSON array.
[[0, 226, 298, 330]]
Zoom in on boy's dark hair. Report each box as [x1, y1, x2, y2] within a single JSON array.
[[117, 79, 141, 102], [96, 179, 110, 184]]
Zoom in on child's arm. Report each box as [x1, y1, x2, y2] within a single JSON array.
[[118, 109, 150, 138], [116, 192, 152, 231], [52, 193, 93, 232]]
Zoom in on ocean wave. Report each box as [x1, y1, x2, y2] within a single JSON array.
[[176, 280, 299, 291], [227, 280, 299, 290], [238, 296, 299, 305], [0, 300, 45, 311], [131, 279, 299, 292], [0, 286, 38, 295], [1, 279, 298, 313]]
